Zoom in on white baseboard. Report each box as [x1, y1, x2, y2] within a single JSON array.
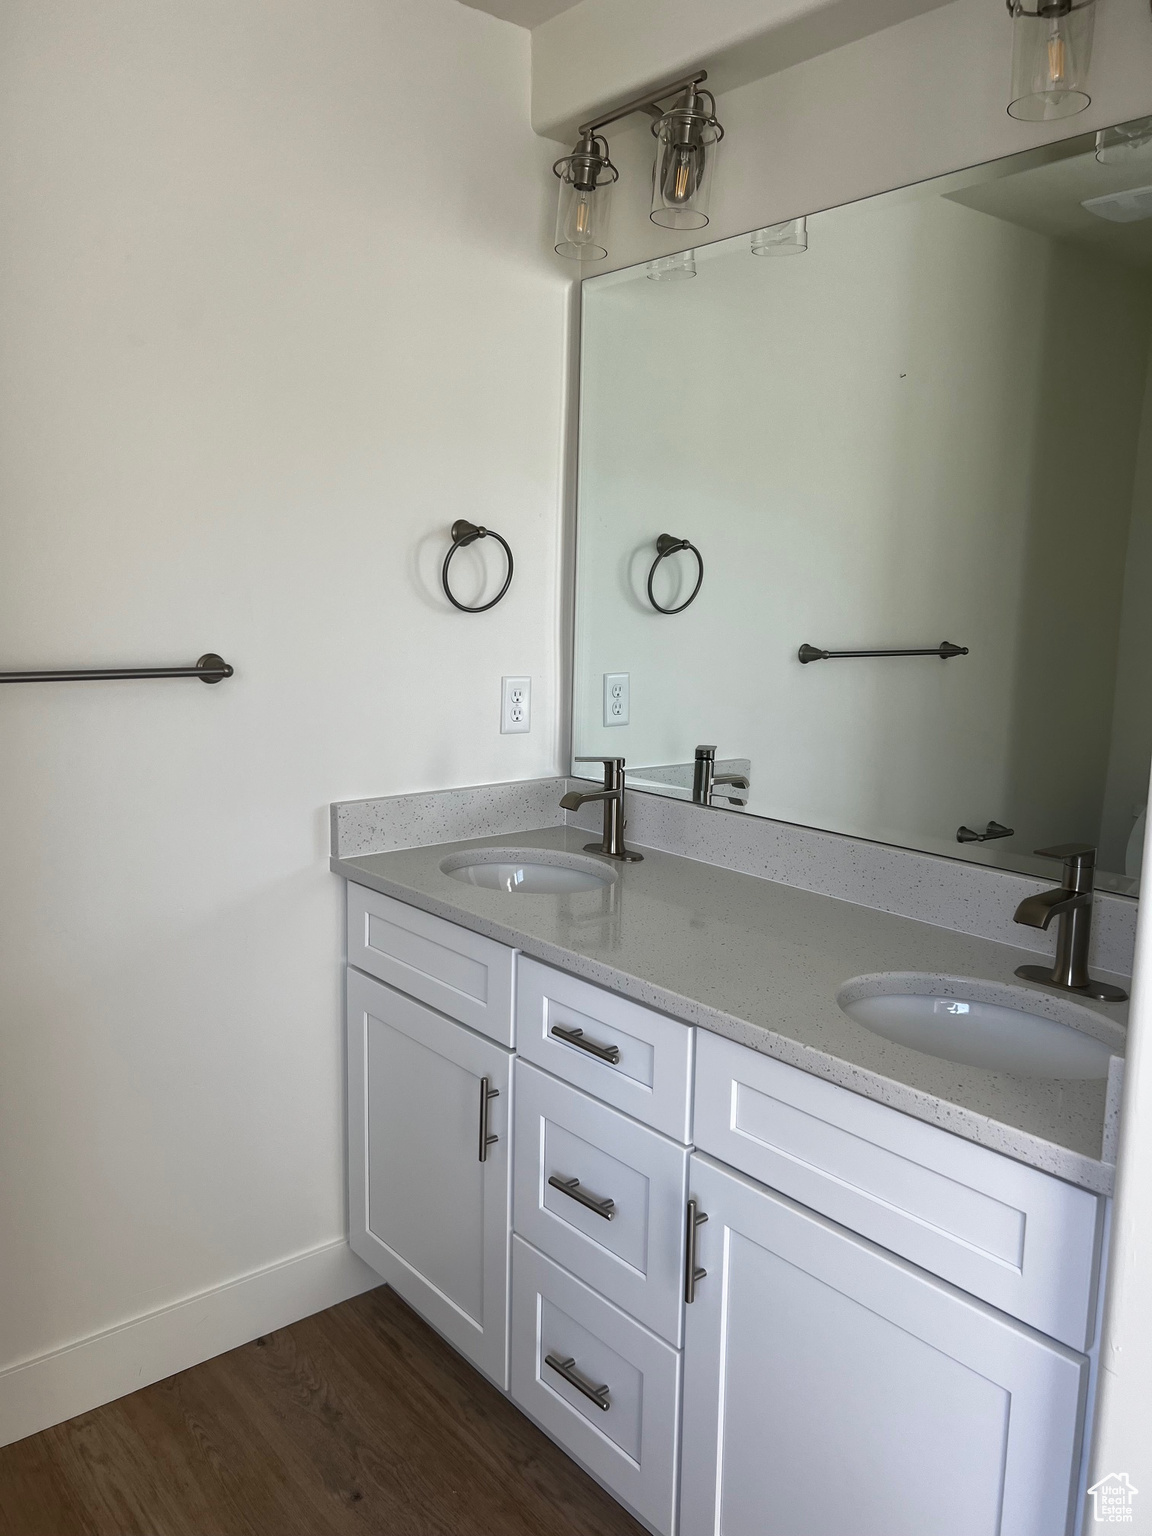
[[0, 1238, 381, 1449]]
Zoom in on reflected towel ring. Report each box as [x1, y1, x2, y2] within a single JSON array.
[[442, 520, 514, 613], [646, 533, 704, 614]]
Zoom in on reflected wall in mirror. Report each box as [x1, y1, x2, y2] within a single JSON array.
[[572, 119, 1152, 894]]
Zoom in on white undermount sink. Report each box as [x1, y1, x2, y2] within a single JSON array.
[[837, 975, 1120, 1079], [439, 848, 615, 894]]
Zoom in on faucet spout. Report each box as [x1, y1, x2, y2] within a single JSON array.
[[1012, 887, 1088, 931], [559, 789, 611, 811]]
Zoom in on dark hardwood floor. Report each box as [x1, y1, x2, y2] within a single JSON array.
[[0, 1286, 646, 1536]]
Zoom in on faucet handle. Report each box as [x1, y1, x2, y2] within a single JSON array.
[[574, 756, 625, 791], [1035, 843, 1096, 892], [1034, 843, 1096, 864]]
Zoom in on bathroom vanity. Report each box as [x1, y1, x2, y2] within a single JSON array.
[[333, 825, 1126, 1536], [327, 111, 1152, 1536]]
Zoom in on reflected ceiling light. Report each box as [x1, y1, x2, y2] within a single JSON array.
[[553, 131, 618, 261], [1006, 0, 1096, 121], [646, 250, 697, 281], [551, 70, 725, 262], [1096, 116, 1152, 165], [751, 217, 808, 256]]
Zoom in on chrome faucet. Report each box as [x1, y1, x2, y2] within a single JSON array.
[[560, 757, 643, 863], [1013, 844, 1127, 1001], [692, 745, 751, 806]]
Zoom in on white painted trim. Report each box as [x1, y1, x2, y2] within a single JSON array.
[[0, 1239, 380, 1450]]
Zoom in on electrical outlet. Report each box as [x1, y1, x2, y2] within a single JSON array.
[[603, 672, 629, 727], [501, 676, 531, 734]]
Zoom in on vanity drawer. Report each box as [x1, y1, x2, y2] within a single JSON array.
[[693, 1031, 1103, 1351], [516, 957, 693, 1141], [510, 1236, 681, 1536], [347, 883, 515, 1045], [514, 1060, 689, 1346]]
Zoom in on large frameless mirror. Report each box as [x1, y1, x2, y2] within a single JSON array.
[[571, 116, 1152, 894]]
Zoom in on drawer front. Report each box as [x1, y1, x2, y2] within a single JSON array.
[[510, 1237, 681, 1536], [516, 956, 693, 1140], [514, 1061, 689, 1346], [347, 883, 515, 1045], [694, 1031, 1102, 1351]]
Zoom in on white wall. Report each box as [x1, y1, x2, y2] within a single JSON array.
[[573, 192, 1152, 870], [1101, 345, 1152, 872], [1091, 801, 1152, 1514], [0, 0, 567, 1440]]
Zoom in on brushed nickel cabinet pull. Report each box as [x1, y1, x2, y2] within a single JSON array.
[[548, 1174, 616, 1220], [544, 1353, 611, 1412], [478, 1076, 499, 1163], [685, 1197, 708, 1303], [550, 1023, 621, 1064]]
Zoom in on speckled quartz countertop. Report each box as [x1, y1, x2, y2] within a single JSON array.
[[332, 827, 1129, 1195]]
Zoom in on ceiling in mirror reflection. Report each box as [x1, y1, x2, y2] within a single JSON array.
[[571, 121, 1152, 894]]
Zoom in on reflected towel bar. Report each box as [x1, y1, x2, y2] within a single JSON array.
[[0, 653, 233, 684], [798, 641, 968, 663]]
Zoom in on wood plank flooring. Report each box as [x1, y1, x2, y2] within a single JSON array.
[[0, 1285, 646, 1536]]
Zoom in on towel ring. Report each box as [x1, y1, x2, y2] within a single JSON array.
[[646, 533, 704, 614], [442, 520, 514, 613]]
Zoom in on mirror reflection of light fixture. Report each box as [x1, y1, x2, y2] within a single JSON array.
[[1096, 116, 1152, 165], [551, 71, 726, 263], [646, 250, 697, 281], [1006, 0, 1095, 121], [553, 131, 618, 261], [751, 217, 808, 256], [650, 84, 724, 230]]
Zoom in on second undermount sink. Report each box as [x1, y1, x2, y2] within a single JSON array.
[[439, 848, 615, 894], [838, 975, 1120, 1079]]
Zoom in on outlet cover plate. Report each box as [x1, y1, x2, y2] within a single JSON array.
[[604, 673, 629, 727], [501, 676, 531, 734]]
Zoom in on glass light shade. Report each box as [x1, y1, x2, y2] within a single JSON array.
[[555, 174, 612, 260], [650, 105, 722, 230], [1007, 0, 1095, 121], [1096, 116, 1152, 165], [646, 250, 697, 281], [751, 217, 808, 256], [553, 136, 616, 261]]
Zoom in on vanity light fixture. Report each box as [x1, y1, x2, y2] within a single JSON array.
[[1006, 0, 1096, 120], [551, 71, 725, 262], [553, 131, 618, 261], [751, 217, 808, 256], [646, 250, 697, 280], [649, 83, 724, 230]]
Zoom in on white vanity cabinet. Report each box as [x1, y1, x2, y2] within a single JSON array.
[[679, 1153, 1088, 1536], [342, 882, 1103, 1536]]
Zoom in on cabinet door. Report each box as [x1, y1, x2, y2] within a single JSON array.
[[680, 1154, 1087, 1536], [346, 968, 513, 1388]]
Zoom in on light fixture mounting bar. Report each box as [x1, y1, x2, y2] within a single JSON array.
[[579, 70, 708, 137]]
